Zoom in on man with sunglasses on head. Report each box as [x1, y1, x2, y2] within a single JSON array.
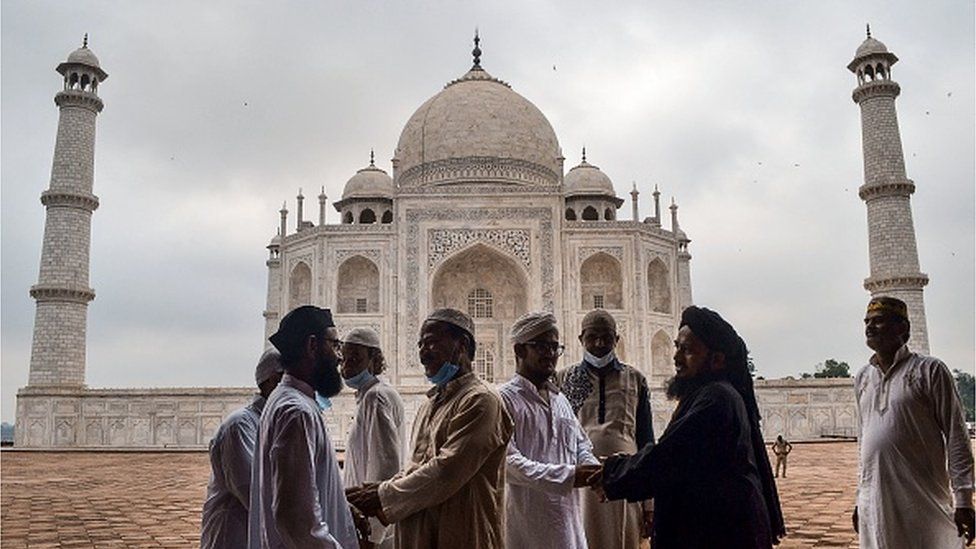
[[500, 311, 601, 548], [555, 309, 655, 549]]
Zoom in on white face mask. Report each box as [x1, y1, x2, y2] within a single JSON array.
[[583, 350, 616, 369]]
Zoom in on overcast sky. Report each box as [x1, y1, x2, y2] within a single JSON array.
[[2, 1, 973, 422]]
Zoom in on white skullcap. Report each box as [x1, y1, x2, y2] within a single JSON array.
[[255, 348, 283, 386], [510, 311, 558, 344], [344, 327, 381, 349], [425, 308, 475, 339]]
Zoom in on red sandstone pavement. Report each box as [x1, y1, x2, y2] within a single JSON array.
[[0, 442, 862, 548]]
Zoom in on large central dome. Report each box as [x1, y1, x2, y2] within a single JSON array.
[[394, 64, 562, 188]]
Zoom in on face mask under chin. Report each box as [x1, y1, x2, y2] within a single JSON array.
[[583, 350, 616, 368]]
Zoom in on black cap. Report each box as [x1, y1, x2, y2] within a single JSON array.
[[269, 306, 335, 357]]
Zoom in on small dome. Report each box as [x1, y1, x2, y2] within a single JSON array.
[[342, 161, 394, 200], [855, 37, 889, 59], [268, 233, 282, 247], [66, 46, 101, 68], [564, 159, 615, 198]]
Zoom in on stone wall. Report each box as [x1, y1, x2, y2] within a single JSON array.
[[15, 378, 856, 449]]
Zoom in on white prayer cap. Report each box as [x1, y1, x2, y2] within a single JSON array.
[[510, 311, 558, 344], [255, 348, 283, 386], [425, 308, 475, 339], [344, 327, 381, 349]]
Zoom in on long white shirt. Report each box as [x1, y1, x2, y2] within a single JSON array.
[[343, 376, 405, 548], [201, 395, 264, 549], [250, 374, 358, 549], [499, 374, 599, 549], [855, 345, 974, 549]]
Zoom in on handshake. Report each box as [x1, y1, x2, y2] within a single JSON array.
[[574, 463, 606, 501]]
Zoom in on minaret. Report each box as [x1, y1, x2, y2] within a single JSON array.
[[652, 184, 661, 226], [295, 188, 305, 231], [318, 186, 327, 225], [670, 197, 694, 312], [849, 27, 929, 353], [25, 37, 107, 387], [630, 182, 640, 221]]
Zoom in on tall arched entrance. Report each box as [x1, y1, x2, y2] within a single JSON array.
[[430, 244, 528, 382]]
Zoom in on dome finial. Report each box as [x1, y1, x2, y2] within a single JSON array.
[[866, 23, 871, 38], [472, 29, 482, 69], [369, 149, 375, 167], [82, 33, 89, 48], [581, 146, 587, 163]]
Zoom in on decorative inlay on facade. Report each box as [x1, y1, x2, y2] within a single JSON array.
[[398, 156, 560, 188], [577, 246, 623, 263], [335, 249, 381, 264], [396, 184, 557, 195], [288, 252, 314, 273], [405, 207, 554, 371], [428, 229, 531, 271]]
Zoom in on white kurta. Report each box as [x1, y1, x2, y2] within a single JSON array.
[[500, 374, 599, 549], [250, 374, 358, 549], [201, 395, 264, 549], [855, 345, 974, 549], [343, 377, 405, 549]]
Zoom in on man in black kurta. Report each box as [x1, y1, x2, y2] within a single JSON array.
[[597, 306, 785, 548]]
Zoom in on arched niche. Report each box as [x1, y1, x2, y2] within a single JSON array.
[[381, 210, 393, 224], [565, 208, 577, 221], [580, 252, 623, 309], [647, 258, 672, 313], [343, 211, 354, 224], [581, 206, 599, 221], [359, 208, 376, 224], [430, 244, 528, 379], [474, 346, 495, 382], [289, 262, 312, 310], [604, 208, 614, 220], [336, 256, 380, 313], [651, 330, 673, 378]]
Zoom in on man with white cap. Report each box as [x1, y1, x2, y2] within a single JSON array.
[[340, 327, 404, 549], [348, 308, 514, 548], [556, 308, 655, 549], [500, 310, 600, 548], [201, 349, 283, 549]]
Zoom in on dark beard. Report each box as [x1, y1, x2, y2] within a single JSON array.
[[313, 350, 344, 398], [665, 371, 725, 400]]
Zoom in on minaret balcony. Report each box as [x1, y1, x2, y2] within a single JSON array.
[[29, 284, 96, 304], [858, 179, 915, 201], [40, 190, 100, 211], [863, 274, 929, 292], [852, 80, 901, 103]]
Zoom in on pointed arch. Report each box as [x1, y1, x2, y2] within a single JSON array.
[[580, 252, 623, 309], [581, 206, 599, 220], [651, 329, 673, 378], [647, 258, 672, 313], [343, 211, 354, 224], [604, 208, 614, 220], [565, 208, 577, 221], [288, 262, 312, 310], [359, 208, 376, 224], [337, 255, 380, 313], [381, 210, 393, 224]]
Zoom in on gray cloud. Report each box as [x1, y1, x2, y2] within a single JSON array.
[[2, 0, 973, 421]]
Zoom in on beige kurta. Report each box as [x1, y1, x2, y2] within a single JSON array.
[[378, 372, 514, 549], [557, 362, 648, 549]]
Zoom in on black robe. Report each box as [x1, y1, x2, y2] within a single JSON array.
[[602, 380, 774, 549]]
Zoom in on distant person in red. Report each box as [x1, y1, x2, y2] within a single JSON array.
[[852, 296, 974, 547], [590, 305, 785, 548]]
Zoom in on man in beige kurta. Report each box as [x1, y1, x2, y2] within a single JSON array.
[[349, 308, 514, 548], [556, 309, 655, 549]]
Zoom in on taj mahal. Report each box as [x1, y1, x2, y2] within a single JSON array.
[[16, 31, 929, 449]]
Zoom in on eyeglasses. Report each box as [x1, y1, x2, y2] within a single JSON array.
[[524, 341, 565, 356]]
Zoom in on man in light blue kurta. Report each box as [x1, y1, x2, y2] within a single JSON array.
[[500, 311, 600, 548]]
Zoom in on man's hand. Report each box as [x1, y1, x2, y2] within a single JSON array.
[[851, 506, 858, 534], [348, 485, 383, 519], [955, 507, 975, 545], [640, 502, 654, 539], [573, 464, 602, 488], [349, 505, 373, 545]]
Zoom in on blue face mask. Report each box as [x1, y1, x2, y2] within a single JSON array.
[[315, 393, 332, 411], [584, 350, 616, 369], [426, 362, 460, 386], [343, 369, 375, 390]]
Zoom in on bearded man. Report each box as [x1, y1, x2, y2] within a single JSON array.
[[250, 305, 358, 549], [594, 305, 785, 548]]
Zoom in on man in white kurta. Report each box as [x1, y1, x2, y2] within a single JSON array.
[[501, 311, 600, 548], [251, 306, 358, 549], [341, 328, 405, 549], [855, 297, 974, 548], [201, 349, 283, 549]]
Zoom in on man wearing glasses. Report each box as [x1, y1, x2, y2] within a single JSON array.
[[500, 311, 601, 548], [556, 308, 655, 549]]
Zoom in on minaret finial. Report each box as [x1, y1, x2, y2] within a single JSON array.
[[82, 33, 88, 48], [369, 149, 375, 166], [472, 29, 482, 69], [581, 146, 587, 163], [866, 24, 871, 38]]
